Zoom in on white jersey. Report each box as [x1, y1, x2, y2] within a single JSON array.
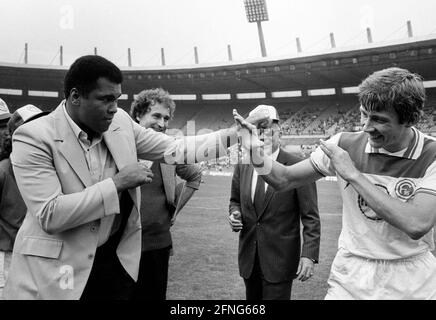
[[310, 128, 436, 259]]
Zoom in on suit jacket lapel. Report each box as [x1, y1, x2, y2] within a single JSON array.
[[54, 105, 93, 188], [160, 163, 176, 205], [103, 125, 139, 208], [103, 125, 126, 170]]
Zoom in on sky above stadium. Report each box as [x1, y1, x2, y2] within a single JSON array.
[[1, 0, 436, 68]]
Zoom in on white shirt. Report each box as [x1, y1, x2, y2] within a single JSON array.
[[251, 148, 280, 202], [63, 103, 119, 246]]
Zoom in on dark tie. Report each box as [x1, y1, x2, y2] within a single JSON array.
[[254, 174, 266, 216]]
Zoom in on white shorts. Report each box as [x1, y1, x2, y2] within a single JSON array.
[[325, 248, 436, 300]]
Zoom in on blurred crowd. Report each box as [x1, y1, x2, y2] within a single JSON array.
[[279, 104, 435, 136]]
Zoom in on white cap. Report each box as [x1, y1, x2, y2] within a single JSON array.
[[248, 104, 279, 122], [15, 104, 43, 122], [0, 98, 11, 121]]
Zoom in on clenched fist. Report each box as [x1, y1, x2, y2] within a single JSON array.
[[112, 162, 154, 192]]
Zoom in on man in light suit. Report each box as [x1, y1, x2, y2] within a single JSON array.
[[129, 88, 202, 300], [228, 105, 320, 300], [4, 55, 266, 300]]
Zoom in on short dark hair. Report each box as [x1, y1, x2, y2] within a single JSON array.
[[358, 67, 426, 125], [130, 88, 176, 123], [64, 55, 123, 99]]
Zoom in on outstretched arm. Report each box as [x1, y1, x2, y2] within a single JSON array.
[[134, 109, 270, 165], [233, 109, 322, 191]]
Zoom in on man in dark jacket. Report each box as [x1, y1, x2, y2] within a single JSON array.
[[129, 88, 203, 300], [228, 105, 320, 300]]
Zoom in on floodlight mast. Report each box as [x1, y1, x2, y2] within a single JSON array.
[[244, 0, 269, 57]]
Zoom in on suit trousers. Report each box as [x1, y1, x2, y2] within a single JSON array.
[[80, 233, 136, 300], [243, 248, 293, 300], [131, 245, 171, 300]]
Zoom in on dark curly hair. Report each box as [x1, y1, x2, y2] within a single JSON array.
[[130, 88, 176, 123]]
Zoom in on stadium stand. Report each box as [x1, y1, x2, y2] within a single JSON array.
[[1, 36, 436, 144]]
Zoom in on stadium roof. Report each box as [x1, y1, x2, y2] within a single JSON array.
[[1, 35, 436, 96]]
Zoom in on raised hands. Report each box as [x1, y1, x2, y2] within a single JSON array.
[[319, 140, 359, 182], [232, 109, 264, 150]]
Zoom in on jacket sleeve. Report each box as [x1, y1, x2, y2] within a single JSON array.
[[175, 164, 203, 190], [132, 116, 237, 164], [296, 180, 321, 263], [172, 164, 203, 216], [10, 126, 120, 235], [229, 164, 242, 215]]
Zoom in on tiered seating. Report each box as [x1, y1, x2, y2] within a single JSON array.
[[186, 103, 246, 132], [166, 93, 436, 138], [416, 96, 436, 133], [168, 103, 202, 130], [285, 104, 325, 135]]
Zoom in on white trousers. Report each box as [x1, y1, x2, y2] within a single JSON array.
[[325, 248, 436, 300]]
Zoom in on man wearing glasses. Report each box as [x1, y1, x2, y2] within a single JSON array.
[[228, 105, 320, 300]]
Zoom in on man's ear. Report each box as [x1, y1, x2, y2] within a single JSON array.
[[407, 110, 422, 127], [70, 89, 80, 105]]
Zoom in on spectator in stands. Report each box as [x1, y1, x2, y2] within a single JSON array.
[[0, 105, 47, 299], [235, 67, 436, 299], [4, 55, 267, 300], [228, 104, 320, 300], [129, 88, 202, 300]]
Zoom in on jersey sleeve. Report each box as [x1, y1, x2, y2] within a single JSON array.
[[416, 160, 436, 197], [309, 133, 342, 177]]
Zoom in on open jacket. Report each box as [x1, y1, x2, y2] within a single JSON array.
[[4, 102, 225, 299], [229, 148, 320, 283]]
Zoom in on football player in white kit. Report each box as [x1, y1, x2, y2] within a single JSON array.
[[234, 67, 436, 299]]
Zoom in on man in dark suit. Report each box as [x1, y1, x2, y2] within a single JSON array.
[[228, 105, 320, 300]]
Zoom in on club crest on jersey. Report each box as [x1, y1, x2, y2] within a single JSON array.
[[358, 184, 389, 221], [394, 179, 416, 200]]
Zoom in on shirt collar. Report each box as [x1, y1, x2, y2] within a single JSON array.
[[63, 101, 102, 144], [364, 127, 424, 160]]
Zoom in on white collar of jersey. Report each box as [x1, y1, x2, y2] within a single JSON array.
[[364, 127, 424, 160]]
